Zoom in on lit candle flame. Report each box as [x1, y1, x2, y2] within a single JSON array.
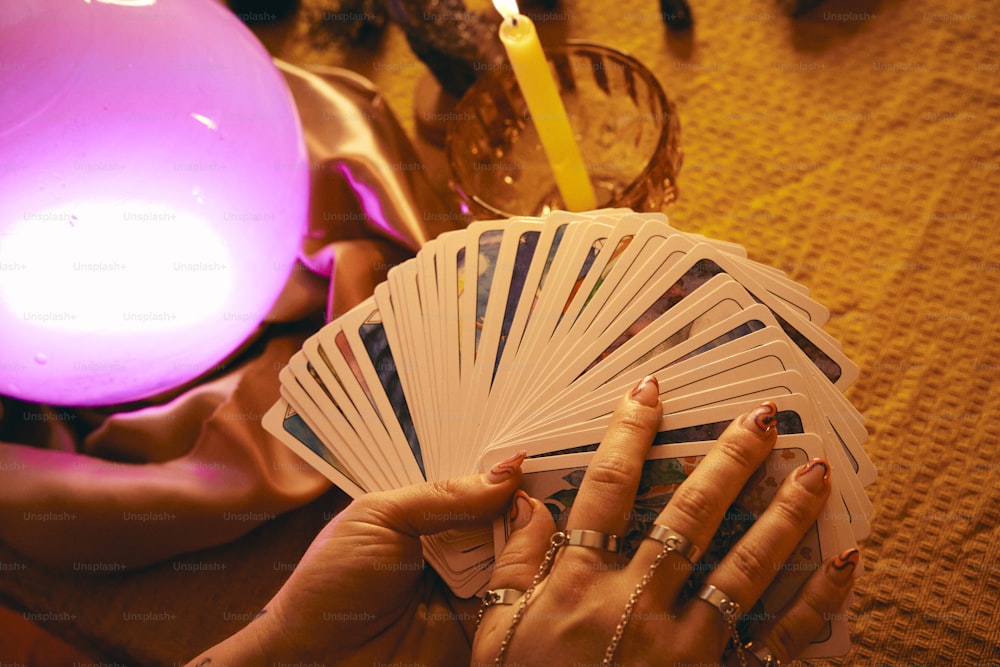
[[491, 0, 519, 22]]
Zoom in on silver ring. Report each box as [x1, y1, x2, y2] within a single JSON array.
[[696, 583, 742, 622], [646, 523, 702, 563], [565, 529, 620, 552], [743, 640, 782, 666], [481, 588, 523, 607]]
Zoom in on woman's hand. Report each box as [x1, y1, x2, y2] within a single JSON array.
[[473, 376, 859, 666], [185, 455, 526, 667]]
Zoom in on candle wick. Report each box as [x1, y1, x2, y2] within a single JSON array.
[[511, 15, 518, 26]]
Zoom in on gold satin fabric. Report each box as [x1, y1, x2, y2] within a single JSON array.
[[0, 60, 462, 569]]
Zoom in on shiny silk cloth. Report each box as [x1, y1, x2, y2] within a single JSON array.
[[0, 60, 462, 569]]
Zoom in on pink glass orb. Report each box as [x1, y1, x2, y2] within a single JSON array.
[[0, 0, 308, 406]]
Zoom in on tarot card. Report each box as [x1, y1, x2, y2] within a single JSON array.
[[478, 215, 575, 445], [281, 360, 384, 493], [299, 333, 403, 489], [493, 228, 692, 429], [423, 538, 495, 598], [564, 239, 725, 376], [544, 324, 815, 448], [514, 339, 800, 443], [502, 218, 613, 364], [313, 311, 422, 486], [454, 219, 523, 451], [372, 280, 439, 479], [737, 255, 813, 296], [474, 220, 546, 390], [386, 256, 440, 469], [630, 211, 749, 258], [559, 231, 695, 353], [464, 219, 547, 455], [549, 301, 784, 426], [543, 214, 649, 345], [483, 214, 583, 398], [489, 368, 814, 465], [262, 398, 366, 498], [658, 337, 871, 538], [335, 298, 427, 484], [464, 220, 509, 364], [501, 215, 658, 425], [593, 244, 856, 390], [506, 369, 813, 452], [803, 367, 874, 486], [515, 217, 616, 356], [423, 528, 494, 573], [418, 541, 491, 598], [616, 232, 828, 327], [437, 229, 472, 456], [416, 236, 456, 459], [542, 274, 757, 410], [277, 380, 358, 487], [665, 341, 872, 518], [498, 219, 616, 427], [500, 275, 757, 439], [456, 220, 507, 406]]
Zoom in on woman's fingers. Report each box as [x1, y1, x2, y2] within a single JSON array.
[[475, 491, 557, 637], [488, 492, 556, 591], [762, 548, 859, 661], [476, 377, 661, 663], [329, 450, 526, 573], [631, 402, 780, 601], [686, 457, 834, 646], [731, 548, 859, 665], [564, 376, 662, 537], [287, 452, 527, 644]]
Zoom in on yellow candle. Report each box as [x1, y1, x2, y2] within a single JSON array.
[[491, 0, 597, 211]]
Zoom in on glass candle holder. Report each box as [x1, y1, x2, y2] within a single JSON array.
[[445, 41, 681, 219]]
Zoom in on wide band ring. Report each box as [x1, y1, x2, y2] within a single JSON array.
[[565, 529, 620, 553], [696, 583, 742, 622], [481, 588, 524, 607], [742, 640, 782, 666], [646, 523, 702, 563]]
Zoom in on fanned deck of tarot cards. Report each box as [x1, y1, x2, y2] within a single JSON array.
[[264, 209, 874, 658]]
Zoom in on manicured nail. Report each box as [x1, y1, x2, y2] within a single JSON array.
[[629, 375, 660, 407], [743, 401, 778, 435], [795, 458, 831, 493], [485, 450, 526, 484], [827, 547, 860, 584], [509, 490, 534, 531]]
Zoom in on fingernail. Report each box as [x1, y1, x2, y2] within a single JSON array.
[[795, 458, 830, 493], [743, 401, 778, 436], [509, 490, 534, 531], [629, 375, 660, 407], [484, 450, 526, 485], [827, 548, 860, 585]]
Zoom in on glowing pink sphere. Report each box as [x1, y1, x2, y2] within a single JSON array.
[[0, 0, 308, 406]]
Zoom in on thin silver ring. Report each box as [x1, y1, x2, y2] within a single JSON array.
[[565, 529, 620, 553], [646, 523, 702, 563]]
